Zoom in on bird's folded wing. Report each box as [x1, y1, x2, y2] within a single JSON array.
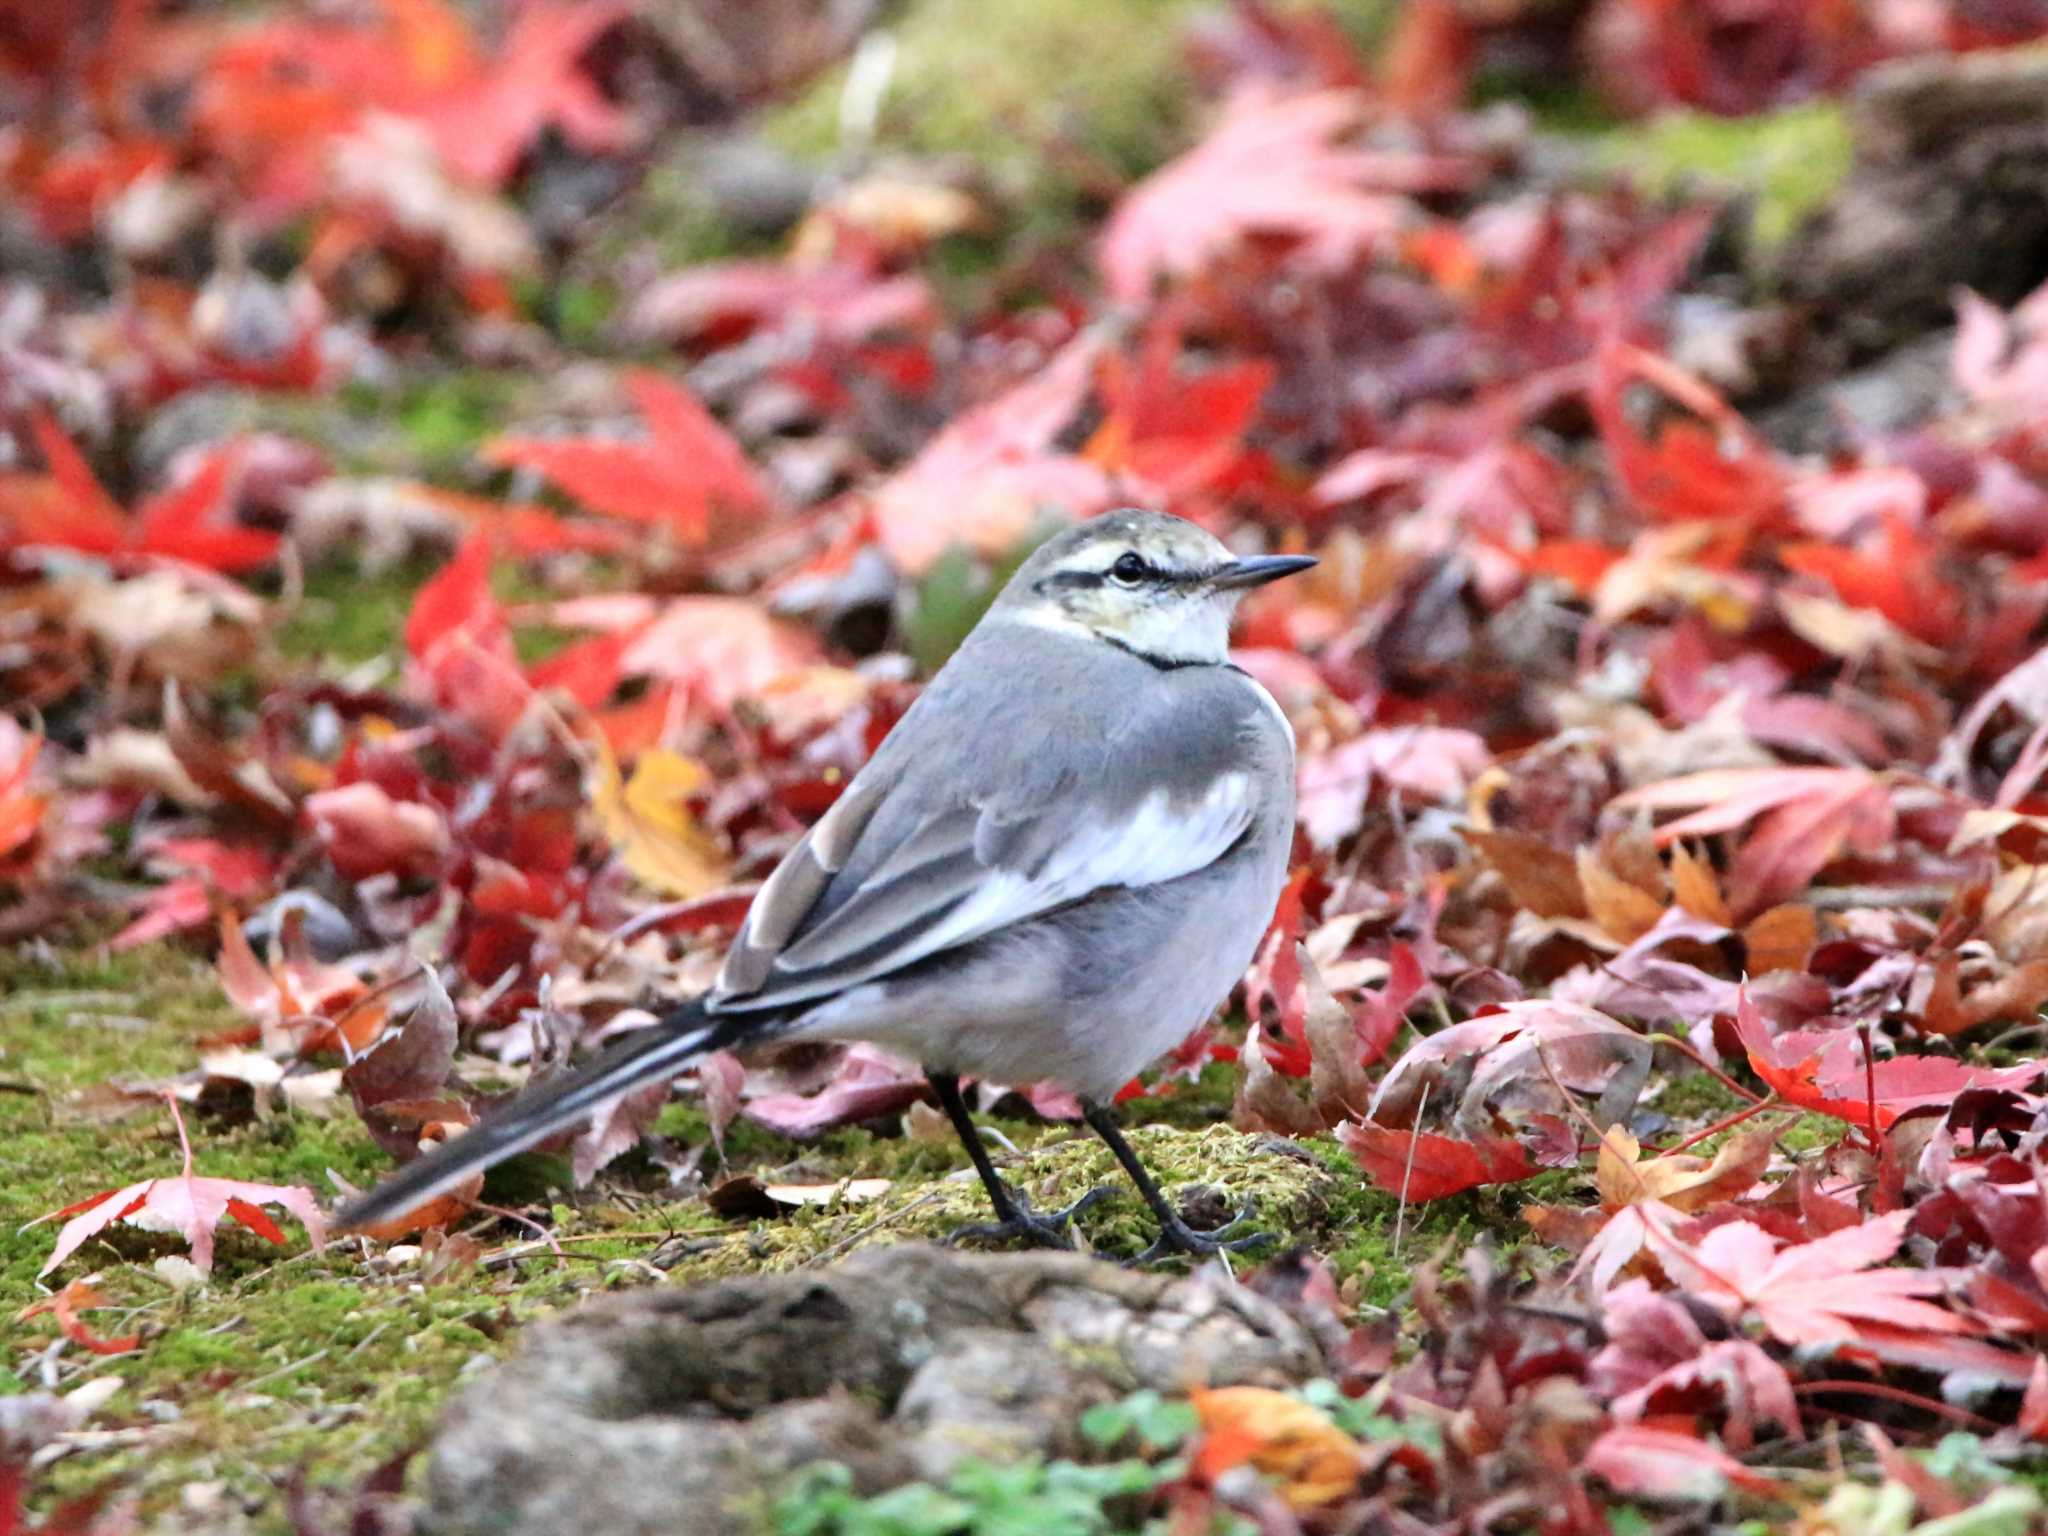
[[712, 767, 1259, 1013]]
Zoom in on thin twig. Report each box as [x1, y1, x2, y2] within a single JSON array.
[[1649, 1033, 1764, 1105], [1648, 1097, 1792, 1160], [804, 1189, 947, 1269], [1794, 1379, 1998, 1433], [239, 1348, 329, 1394], [1392, 1080, 1430, 1264]]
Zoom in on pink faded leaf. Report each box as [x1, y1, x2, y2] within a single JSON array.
[[1584, 1426, 1782, 1502], [743, 1045, 928, 1139], [867, 330, 1112, 576]]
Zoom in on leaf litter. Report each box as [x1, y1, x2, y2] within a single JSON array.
[[10, 0, 2048, 1529]]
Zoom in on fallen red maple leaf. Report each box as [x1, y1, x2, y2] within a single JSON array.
[[29, 1094, 327, 1277], [0, 720, 48, 879], [1589, 338, 1787, 531], [1582, 1425, 1783, 1503], [866, 329, 1112, 575], [404, 534, 531, 738], [1781, 512, 1963, 648], [1097, 86, 1458, 302], [1613, 765, 1895, 917], [17, 1276, 141, 1356], [1, 416, 277, 573], [1335, 1121, 1541, 1201], [484, 371, 768, 547], [409, 0, 632, 188], [1734, 990, 2041, 1131], [1085, 323, 1273, 501]]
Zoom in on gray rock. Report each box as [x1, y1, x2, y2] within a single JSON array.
[[1779, 47, 2048, 361], [425, 1243, 1328, 1536]]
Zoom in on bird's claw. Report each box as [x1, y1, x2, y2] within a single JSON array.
[[946, 1184, 1112, 1250], [1128, 1198, 1272, 1267]]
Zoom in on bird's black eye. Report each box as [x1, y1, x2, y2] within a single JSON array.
[[1110, 552, 1149, 584]]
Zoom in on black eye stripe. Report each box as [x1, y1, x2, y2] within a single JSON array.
[[1033, 557, 1220, 594]]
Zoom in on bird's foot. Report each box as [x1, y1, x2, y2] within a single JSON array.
[[946, 1184, 1112, 1250], [1128, 1198, 1273, 1267]]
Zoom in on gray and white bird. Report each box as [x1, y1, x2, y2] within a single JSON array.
[[337, 508, 1314, 1260]]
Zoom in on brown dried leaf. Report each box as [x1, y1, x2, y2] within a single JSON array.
[[1465, 827, 1586, 919], [1668, 842, 1732, 926], [1741, 904, 1817, 975], [1594, 1124, 1776, 1215], [1577, 847, 1665, 944]]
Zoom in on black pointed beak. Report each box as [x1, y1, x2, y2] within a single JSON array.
[[1210, 553, 1318, 590]]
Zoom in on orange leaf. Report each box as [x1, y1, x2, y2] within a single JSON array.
[[1190, 1387, 1359, 1509], [1465, 828, 1586, 920], [1741, 904, 1817, 975], [1576, 846, 1665, 943], [18, 1278, 141, 1357], [1667, 843, 1731, 926]]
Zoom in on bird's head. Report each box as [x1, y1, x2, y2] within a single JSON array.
[[991, 508, 1316, 666]]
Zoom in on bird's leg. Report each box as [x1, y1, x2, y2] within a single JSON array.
[[928, 1071, 1108, 1249], [1080, 1099, 1273, 1265]]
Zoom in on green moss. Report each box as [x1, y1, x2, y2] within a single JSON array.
[[1643, 1064, 1748, 1125], [276, 556, 439, 666], [761, 0, 1199, 264], [386, 370, 530, 475], [1590, 101, 1853, 251], [1778, 1112, 1846, 1156], [658, 1122, 1331, 1284]]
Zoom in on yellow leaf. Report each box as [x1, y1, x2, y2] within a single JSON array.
[[1594, 1124, 1776, 1214], [590, 741, 729, 898]]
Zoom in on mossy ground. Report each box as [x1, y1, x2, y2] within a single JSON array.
[[0, 937, 1461, 1529]]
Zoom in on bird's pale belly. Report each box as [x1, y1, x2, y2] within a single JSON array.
[[792, 841, 1282, 1100]]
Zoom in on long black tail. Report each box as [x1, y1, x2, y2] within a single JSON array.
[[335, 998, 744, 1233]]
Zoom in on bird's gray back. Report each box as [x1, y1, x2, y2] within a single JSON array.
[[756, 617, 1300, 1095], [816, 618, 1292, 907]]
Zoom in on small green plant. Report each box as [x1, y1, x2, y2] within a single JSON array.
[[773, 1455, 1175, 1536], [1077, 1388, 1199, 1453], [1293, 1379, 1441, 1452]]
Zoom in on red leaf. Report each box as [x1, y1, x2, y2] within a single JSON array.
[[18, 1278, 141, 1357], [1614, 765, 1894, 918], [404, 535, 529, 737], [1335, 1122, 1541, 1201], [626, 259, 936, 349], [224, 1197, 288, 1244], [867, 330, 1111, 575], [28, 1097, 326, 1277], [1378, 0, 1472, 118], [741, 1045, 928, 1139], [1583, 1426, 1782, 1503], [1781, 513, 1962, 647], [415, 0, 632, 187], [133, 441, 279, 573], [484, 371, 766, 546], [1086, 325, 1272, 499], [1734, 991, 2042, 1131], [1098, 87, 1468, 302], [2022, 1356, 2048, 1440], [1590, 338, 1786, 530], [3, 417, 278, 572]]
